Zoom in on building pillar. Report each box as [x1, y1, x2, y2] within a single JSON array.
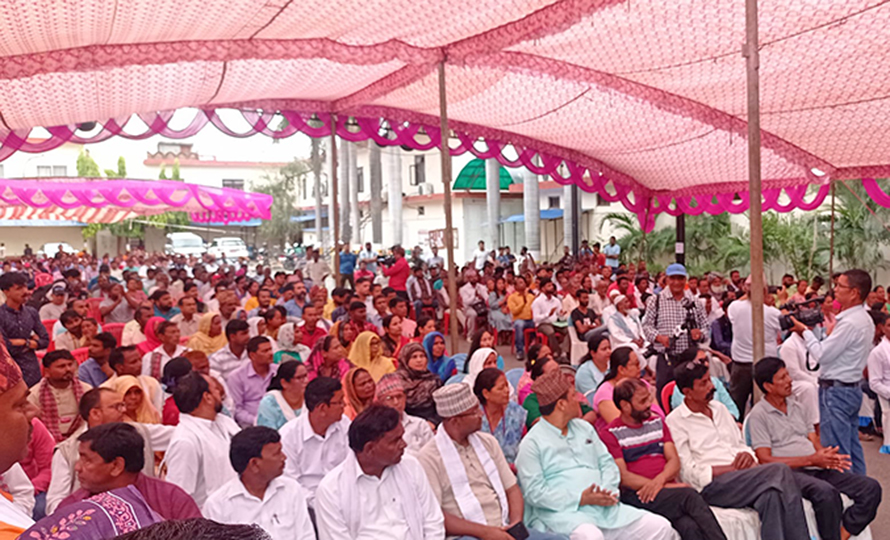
[[387, 148, 403, 246], [524, 172, 541, 261], [369, 143, 383, 243], [349, 142, 360, 245], [486, 159, 501, 254], [339, 138, 351, 243]]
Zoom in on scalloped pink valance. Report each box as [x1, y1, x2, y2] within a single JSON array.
[[0, 177, 272, 224]]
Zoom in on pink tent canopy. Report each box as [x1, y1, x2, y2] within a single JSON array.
[[2, 1, 890, 228], [0, 178, 272, 223]]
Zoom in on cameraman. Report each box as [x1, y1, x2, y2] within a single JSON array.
[[642, 263, 708, 400], [790, 269, 874, 475], [727, 275, 783, 421], [381, 245, 410, 300]]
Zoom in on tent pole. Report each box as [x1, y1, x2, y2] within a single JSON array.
[[330, 115, 340, 284], [745, 0, 765, 366], [829, 183, 836, 278], [438, 61, 460, 353]]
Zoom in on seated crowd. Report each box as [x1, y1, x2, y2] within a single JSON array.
[[0, 245, 884, 540]]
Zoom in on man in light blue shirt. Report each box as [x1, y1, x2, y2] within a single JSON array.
[[359, 242, 378, 275], [791, 269, 875, 475], [603, 237, 621, 269]]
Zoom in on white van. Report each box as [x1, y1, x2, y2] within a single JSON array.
[[165, 232, 206, 257]]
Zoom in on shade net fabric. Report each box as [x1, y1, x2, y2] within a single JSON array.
[[1, 0, 889, 228]]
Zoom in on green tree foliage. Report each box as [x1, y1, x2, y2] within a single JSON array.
[[171, 159, 181, 181], [253, 159, 311, 246], [76, 151, 101, 177]]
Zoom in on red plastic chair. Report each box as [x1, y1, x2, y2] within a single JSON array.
[[104, 323, 125, 346], [86, 297, 104, 324], [661, 381, 677, 414], [179, 335, 191, 346], [72, 347, 90, 365], [523, 328, 546, 351], [41, 319, 57, 338]]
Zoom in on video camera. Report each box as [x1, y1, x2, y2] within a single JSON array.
[[778, 296, 825, 331], [377, 254, 396, 267]]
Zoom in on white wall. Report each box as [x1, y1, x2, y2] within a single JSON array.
[[0, 227, 89, 256]]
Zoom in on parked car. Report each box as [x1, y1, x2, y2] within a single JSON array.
[[39, 242, 76, 257], [207, 237, 249, 260], [165, 232, 206, 257]]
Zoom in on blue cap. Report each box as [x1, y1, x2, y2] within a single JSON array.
[[665, 263, 688, 278]]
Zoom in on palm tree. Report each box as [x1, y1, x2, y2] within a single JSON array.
[[826, 180, 890, 275], [599, 212, 674, 263]]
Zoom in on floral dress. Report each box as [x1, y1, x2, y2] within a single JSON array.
[[480, 401, 527, 464]]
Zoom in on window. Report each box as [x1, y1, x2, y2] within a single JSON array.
[[36, 166, 52, 177], [222, 179, 244, 190], [357, 167, 364, 193], [409, 155, 425, 186], [596, 194, 610, 207], [548, 196, 560, 209], [418, 206, 425, 216], [53, 166, 67, 177]]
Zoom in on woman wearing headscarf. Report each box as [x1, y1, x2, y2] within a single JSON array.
[[396, 342, 443, 424], [347, 331, 395, 382], [305, 335, 352, 381], [106, 375, 161, 424], [422, 331, 455, 382], [463, 347, 499, 390], [186, 313, 227, 357], [342, 367, 376, 420], [247, 316, 266, 338], [256, 360, 308, 430], [329, 320, 357, 355], [275, 322, 311, 364], [136, 316, 165, 356]]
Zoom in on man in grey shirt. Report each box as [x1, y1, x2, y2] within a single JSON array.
[[749, 358, 880, 540]]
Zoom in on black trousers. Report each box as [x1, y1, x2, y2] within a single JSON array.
[[729, 361, 753, 421], [621, 485, 727, 540], [655, 353, 677, 408], [793, 468, 881, 539], [701, 463, 810, 540]]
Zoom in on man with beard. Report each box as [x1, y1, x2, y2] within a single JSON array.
[[665, 360, 809, 540], [599, 378, 726, 540], [283, 280, 309, 319], [163, 372, 240, 509], [27, 350, 92, 444]]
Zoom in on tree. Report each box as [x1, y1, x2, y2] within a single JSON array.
[[253, 159, 311, 247], [599, 212, 674, 263], [104, 156, 127, 178], [826, 179, 890, 275], [76, 150, 101, 177], [171, 159, 182, 181]]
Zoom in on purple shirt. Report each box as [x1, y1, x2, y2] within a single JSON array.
[[228, 361, 278, 427]]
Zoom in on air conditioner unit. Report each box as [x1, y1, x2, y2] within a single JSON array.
[[418, 183, 435, 195]]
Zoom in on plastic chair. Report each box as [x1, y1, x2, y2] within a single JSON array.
[[504, 367, 524, 390], [41, 319, 57, 338], [451, 353, 468, 372], [71, 347, 90, 365], [660, 381, 676, 413], [567, 326, 589, 366], [179, 335, 191, 345], [445, 373, 465, 385], [86, 297, 104, 324], [104, 323, 125, 346]]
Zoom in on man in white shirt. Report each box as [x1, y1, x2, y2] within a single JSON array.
[[170, 296, 200, 338], [315, 404, 445, 540], [727, 276, 782, 420], [374, 374, 432, 456], [472, 241, 489, 271], [46, 387, 174, 514], [778, 325, 821, 428], [164, 372, 241, 509], [305, 249, 331, 289], [279, 377, 350, 510], [426, 245, 444, 271], [532, 280, 567, 360], [459, 270, 489, 341], [121, 306, 152, 347], [204, 426, 316, 540], [359, 242, 378, 276], [209, 319, 251, 380], [665, 360, 809, 540], [142, 320, 188, 380]]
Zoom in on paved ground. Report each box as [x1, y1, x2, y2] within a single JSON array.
[[454, 338, 890, 532]]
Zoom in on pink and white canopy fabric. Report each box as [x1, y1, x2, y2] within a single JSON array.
[[1, 0, 890, 229], [0, 178, 273, 223]]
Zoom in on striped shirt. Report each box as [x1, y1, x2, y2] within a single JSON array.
[[599, 415, 672, 480]]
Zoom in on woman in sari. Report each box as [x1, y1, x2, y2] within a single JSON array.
[[186, 313, 227, 357], [136, 317, 165, 356], [342, 367, 376, 420], [422, 331, 454, 382], [256, 360, 308, 430], [347, 331, 395, 382], [397, 342, 443, 424], [274, 322, 311, 364], [465, 328, 496, 372], [381, 314, 408, 358], [22, 485, 159, 540], [329, 320, 357, 355], [107, 375, 161, 424], [488, 277, 513, 333], [305, 335, 352, 381], [413, 316, 437, 343], [473, 367, 527, 464]]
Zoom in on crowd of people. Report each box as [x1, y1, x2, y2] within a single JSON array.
[[0, 242, 884, 540]]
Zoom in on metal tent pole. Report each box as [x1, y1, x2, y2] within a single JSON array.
[[745, 0, 765, 364], [829, 183, 836, 278], [675, 214, 685, 265], [438, 61, 460, 352], [330, 116, 340, 283]]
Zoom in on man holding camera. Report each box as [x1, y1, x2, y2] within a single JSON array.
[[727, 275, 783, 421], [382, 245, 411, 299], [642, 263, 708, 401], [790, 269, 874, 475]]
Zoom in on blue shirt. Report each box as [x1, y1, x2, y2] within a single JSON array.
[[803, 303, 874, 383], [282, 299, 304, 319], [154, 305, 181, 321], [78, 357, 110, 387], [339, 252, 357, 274], [671, 376, 739, 420], [603, 243, 621, 268]]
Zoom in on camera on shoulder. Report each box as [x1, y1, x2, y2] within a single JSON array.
[[778, 297, 825, 331]]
